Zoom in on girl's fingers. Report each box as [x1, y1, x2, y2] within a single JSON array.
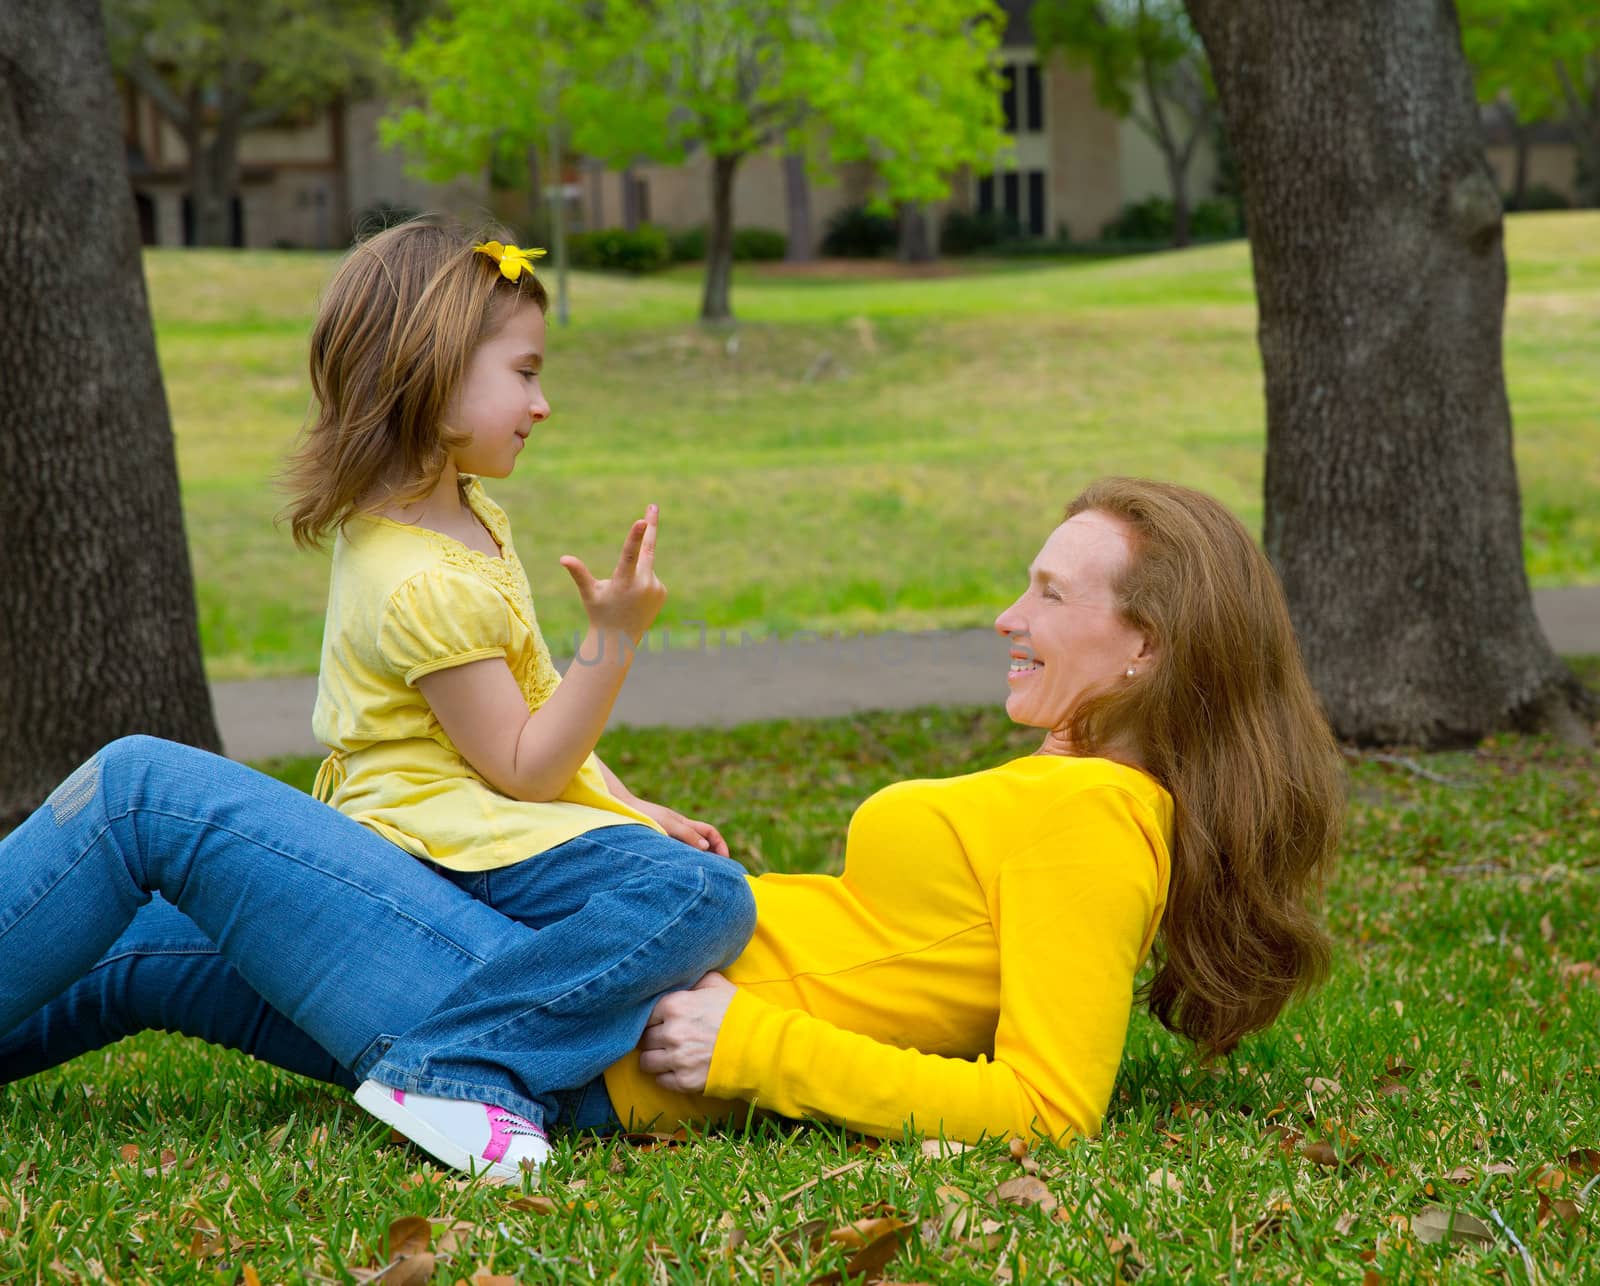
[[614, 518, 648, 576], [559, 555, 597, 599], [637, 503, 659, 577]]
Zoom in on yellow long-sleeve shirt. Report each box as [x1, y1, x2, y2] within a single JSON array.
[[603, 753, 1173, 1145]]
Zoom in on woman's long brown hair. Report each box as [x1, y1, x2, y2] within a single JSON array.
[[1064, 478, 1345, 1057], [281, 219, 548, 548]]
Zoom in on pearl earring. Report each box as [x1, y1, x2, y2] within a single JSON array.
[[1125, 666, 1136, 677]]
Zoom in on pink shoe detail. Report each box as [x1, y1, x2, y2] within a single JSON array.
[[482, 1105, 546, 1164], [393, 1090, 406, 1105]]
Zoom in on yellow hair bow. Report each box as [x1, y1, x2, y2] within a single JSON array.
[[473, 240, 547, 282]]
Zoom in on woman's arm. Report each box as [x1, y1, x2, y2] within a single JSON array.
[[641, 799, 1164, 1143]]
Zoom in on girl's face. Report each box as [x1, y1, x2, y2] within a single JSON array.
[[993, 511, 1151, 734], [446, 301, 550, 478]]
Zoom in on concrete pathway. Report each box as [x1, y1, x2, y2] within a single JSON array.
[[213, 586, 1600, 762]]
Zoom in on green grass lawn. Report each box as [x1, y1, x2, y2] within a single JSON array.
[[153, 213, 1600, 679], [5, 665, 1599, 1282]]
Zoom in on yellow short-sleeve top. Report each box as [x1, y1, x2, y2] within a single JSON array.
[[311, 478, 660, 870]]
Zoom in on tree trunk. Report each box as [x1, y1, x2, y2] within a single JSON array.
[[586, 157, 605, 230], [186, 97, 244, 247], [701, 151, 741, 322], [0, 0, 222, 830], [1505, 104, 1531, 209], [525, 144, 547, 242], [1184, 0, 1593, 746], [621, 165, 640, 231], [1554, 60, 1600, 206], [1165, 148, 1192, 247], [896, 202, 933, 262], [782, 150, 813, 262]]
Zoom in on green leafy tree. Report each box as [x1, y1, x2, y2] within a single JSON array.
[[1032, 0, 1213, 245], [106, 0, 397, 245], [569, 0, 1007, 320], [381, 0, 583, 320], [1458, 0, 1600, 205]]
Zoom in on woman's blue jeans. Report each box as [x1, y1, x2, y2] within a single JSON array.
[[0, 737, 754, 1130]]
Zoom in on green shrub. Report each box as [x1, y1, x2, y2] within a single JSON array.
[[1190, 197, 1243, 238], [666, 225, 787, 262], [732, 226, 787, 261], [1100, 196, 1175, 242], [1508, 184, 1573, 211], [820, 204, 897, 258], [568, 224, 673, 274], [939, 209, 1020, 255], [1100, 195, 1243, 243], [669, 226, 706, 262]]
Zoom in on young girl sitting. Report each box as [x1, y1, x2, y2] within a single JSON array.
[[279, 220, 756, 1181]]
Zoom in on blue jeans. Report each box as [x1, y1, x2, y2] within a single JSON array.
[[0, 737, 753, 1130]]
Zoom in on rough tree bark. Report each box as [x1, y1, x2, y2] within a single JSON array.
[[701, 152, 742, 322], [896, 202, 934, 263], [1184, 0, 1593, 746], [0, 0, 222, 830], [783, 150, 814, 262]]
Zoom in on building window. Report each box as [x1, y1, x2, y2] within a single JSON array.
[[976, 167, 1047, 238], [1000, 60, 1044, 136]]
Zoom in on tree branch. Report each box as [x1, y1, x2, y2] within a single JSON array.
[[123, 54, 192, 132]]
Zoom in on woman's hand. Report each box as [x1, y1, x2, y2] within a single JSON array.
[[630, 798, 730, 856], [636, 972, 737, 1094]]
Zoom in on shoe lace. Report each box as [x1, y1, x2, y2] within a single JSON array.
[[488, 1106, 546, 1140]]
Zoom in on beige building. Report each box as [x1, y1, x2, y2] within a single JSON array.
[[122, 87, 491, 249], [1481, 116, 1582, 205]]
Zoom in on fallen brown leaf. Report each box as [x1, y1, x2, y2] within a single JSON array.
[[1564, 1147, 1600, 1176], [386, 1216, 432, 1259], [1300, 1140, 1341, 1167], [506, 1196, 560, 1215], [813, 1216, 915, 1284], [1410, 1206, 1496, 1248], [383, 1253, 436, 1286], [995, 1175, 1058, 1212], [1537, 1192, 1582, 1228], [1144, 1167, 1184, 1196]]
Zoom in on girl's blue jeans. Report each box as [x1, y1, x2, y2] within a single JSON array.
[[0, 737, 754, 1131]]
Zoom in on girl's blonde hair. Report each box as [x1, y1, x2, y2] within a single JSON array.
[[282, 218, 549, 548], [1063, 477, 1345, 1057]]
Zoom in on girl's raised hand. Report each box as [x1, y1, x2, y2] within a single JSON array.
[[559, 504, 666, 646]]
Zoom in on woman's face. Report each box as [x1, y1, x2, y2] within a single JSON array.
[[994, 511, 1151, 735]]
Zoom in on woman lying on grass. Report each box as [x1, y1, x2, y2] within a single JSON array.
[[0, 478, 1344, 1170]]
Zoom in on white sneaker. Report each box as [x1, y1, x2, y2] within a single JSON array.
[[354, 1080, 550, 1183]]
